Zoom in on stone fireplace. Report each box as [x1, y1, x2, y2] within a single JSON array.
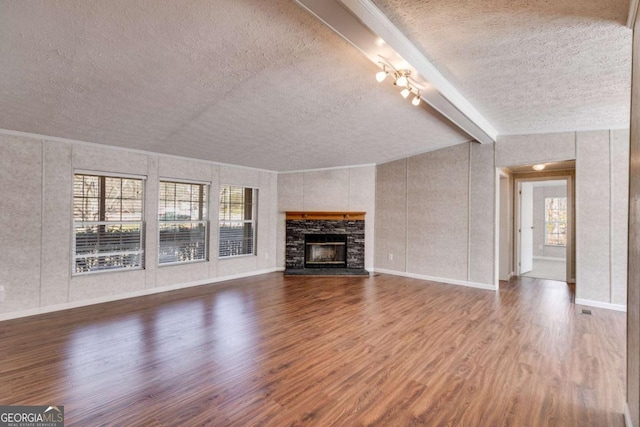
[[285, 211, 367, 275]]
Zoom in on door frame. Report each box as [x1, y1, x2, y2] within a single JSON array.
[[513, 175, 574, 282]]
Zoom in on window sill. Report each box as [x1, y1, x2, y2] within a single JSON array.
[[72, 266, 145, 277], [158, 259, 208, 267], [218, 254, 256, 260]]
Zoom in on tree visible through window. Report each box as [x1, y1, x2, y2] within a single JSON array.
[[545, 197, 567, 246], [73, 174, 144, 274], [219, 186, 257, 257], [159, 181, 208, 264]]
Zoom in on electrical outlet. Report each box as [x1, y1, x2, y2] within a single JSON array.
[[265, 252, 269, 260], [388, 253, 393, 261]]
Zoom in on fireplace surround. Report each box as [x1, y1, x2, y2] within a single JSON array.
[[285, 211, 367, 275]]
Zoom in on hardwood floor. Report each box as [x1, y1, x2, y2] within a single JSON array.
[[0, 273, 625, 426]]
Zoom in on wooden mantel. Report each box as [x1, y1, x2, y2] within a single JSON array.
[[285, 211, 366, 221]]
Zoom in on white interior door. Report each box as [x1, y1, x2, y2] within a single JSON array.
[[520, 182, 534, 274]]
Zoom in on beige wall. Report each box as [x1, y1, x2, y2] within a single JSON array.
[[375, 132, 628, 298], [576, 130, 629, 306], [375, 142, 496, 288], [498, 129, 628, 307], [277, 165, 376, 271], [0, 132, 278, 317]]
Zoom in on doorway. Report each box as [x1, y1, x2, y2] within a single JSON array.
[[516, 178, 571, 282]]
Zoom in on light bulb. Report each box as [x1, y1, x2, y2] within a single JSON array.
[[395, 74, 408, 87], [400, 88, 411, 99], [412, 95, 420, 106], [375, 70, 388, 83]]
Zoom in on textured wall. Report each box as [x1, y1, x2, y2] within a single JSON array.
[[576, 131, 611, 302], [627, 15, 640, 427], [0, 133, 278, 317], [575, 129, 629, 305], [374, 159, 407, 271], [374, 132, 628, 295], [498, 130, 628, 303], [469, 142, 496, 285], [611, 130, 630, 305], [496, 132, 576, 167], [0, 135, 43, 311], [375, 142, 495, 287], [407, 143, 470, 281], [276, 166, 376, 271]]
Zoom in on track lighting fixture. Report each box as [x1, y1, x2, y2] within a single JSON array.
[[375, 59, 423, 107]]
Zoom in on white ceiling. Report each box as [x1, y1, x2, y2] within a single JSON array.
[[0, 0, 632, 171]]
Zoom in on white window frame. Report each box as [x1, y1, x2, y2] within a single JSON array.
[[544, 196, 567, 247], [218, 185, 258, 258], [72, 173, 146, 275], [158, 180, 209, 266]]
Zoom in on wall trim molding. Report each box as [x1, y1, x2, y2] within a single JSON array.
[[0, 127, 277, 173], [499, 272, 514, 282], [625, 402, 633, 427], [0, 268, 283, 322], [575, 298, 627, 312], [278, 163, 376, 174], [374, 268, 496, 291]]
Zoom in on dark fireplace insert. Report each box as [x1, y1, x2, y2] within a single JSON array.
[[304, 234, 347, 268]]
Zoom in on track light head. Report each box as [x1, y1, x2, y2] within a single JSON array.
[[395, 72, 408, 87], [412, 94, 421, 106], [376, 70, 388, 83], [400, 88, 411, 99]]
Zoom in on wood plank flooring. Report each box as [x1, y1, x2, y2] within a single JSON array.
[[0, 273, 626, 426]]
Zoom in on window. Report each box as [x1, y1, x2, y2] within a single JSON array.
[[219, 186, 257, 257], [545, 197, 567, 246], [73, 174, 144, 274], [159, 181, 208, 264]]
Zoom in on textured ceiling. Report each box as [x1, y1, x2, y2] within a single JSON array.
[[373, 0, 632, 135], [0, 0, 632, 171]]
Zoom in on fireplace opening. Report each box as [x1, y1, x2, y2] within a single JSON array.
[[304, 234, 347, 268]]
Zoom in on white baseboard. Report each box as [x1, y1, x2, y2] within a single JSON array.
[[498, 272, 514, 281], [575, 298, 627, 312], [625, 402, 633, 427], [373, 268, 496, 291], [533, 256, 567, 261], [0, 268, 282, 322]]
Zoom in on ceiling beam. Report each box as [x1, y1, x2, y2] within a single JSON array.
[[296, 0, 497, 144], [628, 0, 639, 29]]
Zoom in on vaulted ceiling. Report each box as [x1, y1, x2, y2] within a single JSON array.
[[0, 0, 631, 171]]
